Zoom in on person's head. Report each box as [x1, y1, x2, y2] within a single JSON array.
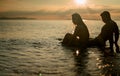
[[100, 11, 111, 23], [72, 13, 83, 25]]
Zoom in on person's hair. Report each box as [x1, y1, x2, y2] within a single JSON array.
[[72, 13, 84, 25], [100, 11, 111, 19]]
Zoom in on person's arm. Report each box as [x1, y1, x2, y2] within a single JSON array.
[[73, 25, 82, 41], [115, 33, 119, 44], [73, 26, 79, 37], [114, 24, 119, 43], [114, 23, 120, 52]]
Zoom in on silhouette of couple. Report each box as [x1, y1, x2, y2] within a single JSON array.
[[62, 11, 120, 53]]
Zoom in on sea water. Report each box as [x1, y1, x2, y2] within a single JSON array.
[[0, 20, 120, 76]]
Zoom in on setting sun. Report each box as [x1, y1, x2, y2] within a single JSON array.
[[75, 0, 86, 5]]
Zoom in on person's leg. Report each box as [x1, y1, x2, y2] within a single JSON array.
[[115, 42, 120, 53], [88, 37, 106, 51], [109, 39, 114, 53], [87, 38, 97, 47], [98, 40, 105, 51], [62, 33, 73, 46]]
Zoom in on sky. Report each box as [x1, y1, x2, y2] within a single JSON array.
[[0, 0, 120, 20]]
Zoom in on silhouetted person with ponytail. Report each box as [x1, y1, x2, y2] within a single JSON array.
[[62, 13, 89, 49]]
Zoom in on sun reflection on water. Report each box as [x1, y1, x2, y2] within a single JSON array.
[[76, 50, 80, 56]]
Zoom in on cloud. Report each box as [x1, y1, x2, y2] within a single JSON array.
[[0, 5, 120, 20]]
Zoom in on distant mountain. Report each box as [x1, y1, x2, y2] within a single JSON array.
[[0, 17, 36, 20]]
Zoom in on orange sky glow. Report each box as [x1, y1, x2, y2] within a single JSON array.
[[0, 0, 120, 20]]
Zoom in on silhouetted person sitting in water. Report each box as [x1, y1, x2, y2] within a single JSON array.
[[89, 11, 120, 53], [62, 13, 89, 49]]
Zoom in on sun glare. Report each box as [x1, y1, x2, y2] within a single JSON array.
[[75, 0, 86, 5]]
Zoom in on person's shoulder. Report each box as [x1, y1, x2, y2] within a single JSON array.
[[107, 20, 117, 27], [110, 20, 119, 30], [110, 20, 117, 25]]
